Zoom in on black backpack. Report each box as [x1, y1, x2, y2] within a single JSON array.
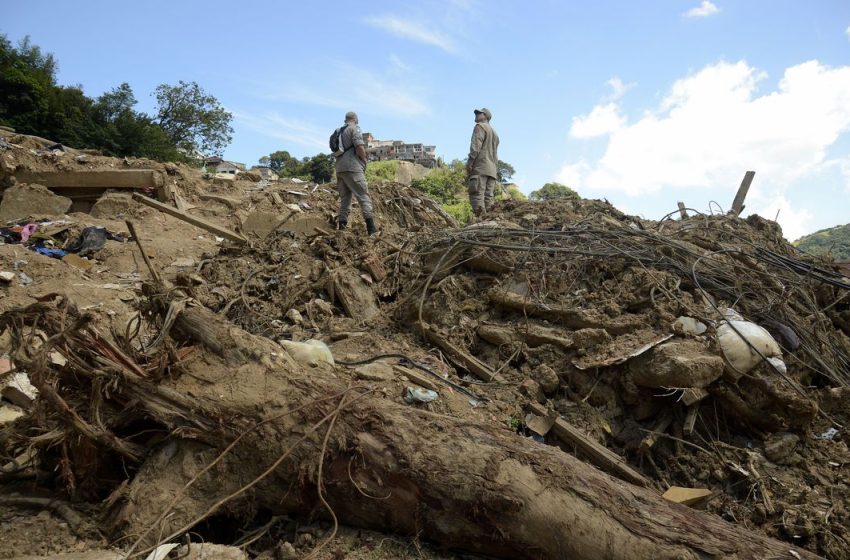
[[329, 125, 351, 157]]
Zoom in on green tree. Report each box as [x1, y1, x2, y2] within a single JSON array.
[[411, 160, 467, 205], [269, 150, 301, 176], [529, 182, 580, 201], [154, 80, 233, 156], [304, 154, 335, 183], [795, 223, 850, 260], [497, 160, 515, 183]]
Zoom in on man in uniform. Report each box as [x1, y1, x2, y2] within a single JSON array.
[[334, 111, 377, 236], [466, 108, 500, 218]]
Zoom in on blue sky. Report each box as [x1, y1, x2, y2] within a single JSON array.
[[5, 0, 850, 240]]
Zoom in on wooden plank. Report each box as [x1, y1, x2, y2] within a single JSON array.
[[421, 325, 504, 383], [392, 365, 438, 390], [528, 402, 652, 488], [730, 171, 755, 216], [131, 193, 246, 243], [677, 202, 688, 219]]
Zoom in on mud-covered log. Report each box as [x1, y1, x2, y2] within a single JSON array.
[[490, 289, 642, 335], [114, 307, 818, 560]]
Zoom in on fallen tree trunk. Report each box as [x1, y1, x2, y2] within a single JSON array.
[[109, 303, 818, 560]]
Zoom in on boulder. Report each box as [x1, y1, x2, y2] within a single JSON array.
[[0, 183, 71, 221], [630, 340, 724, 389]]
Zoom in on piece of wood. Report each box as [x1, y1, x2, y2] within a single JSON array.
[[126, 220, 163, 287], [662, 486, 713, 506], [528, 402, 652, 488], [684, 405, 699, 436], [677, 202, 688, 219], [682, 387, 709, 406], [421, 324, 504, 383], [392, 365, 438, 390], [730, 171, 755, 216], [131, 193, 246, 243], [490, 289, 642, 335], [477, 322, 574, 350]]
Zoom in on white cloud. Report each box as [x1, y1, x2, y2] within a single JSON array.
[[570, 103, 625, 138], [363, 15, 457, 54], [605, 77, 635, 101], [233, 112, 327, 151], [755, 195, 813, 241], [389, 53, 412, 73], [261, 63, 430, 119], [560, 60, 850, 197], [684, 1, 720, 18]]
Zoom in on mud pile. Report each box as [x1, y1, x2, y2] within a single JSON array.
[[1, 131, 849, 559]]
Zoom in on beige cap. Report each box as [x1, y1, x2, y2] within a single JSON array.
[[474, 108, 492, 120]]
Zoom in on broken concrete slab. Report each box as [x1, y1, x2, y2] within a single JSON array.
[[354, 362, 395, 382], [14, 169, 163, 190], [330, 267, 380, 322], [764, 432, 800, 463], [0, 183, 72, 222], [241, 211, 287, 239], [90, 192, 134, 219], [630, 339, 725, 389]]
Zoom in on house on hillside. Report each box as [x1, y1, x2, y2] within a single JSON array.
[[204, 157, 247, 176], [249, 165, 280, 182], [362, 133, 437, 168]]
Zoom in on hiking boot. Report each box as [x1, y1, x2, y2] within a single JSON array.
[[365, 217, 378, 236]]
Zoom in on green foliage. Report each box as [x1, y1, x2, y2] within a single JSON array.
[[444, 200, 473, 225], [497, 160, 515, 183], [0, 35, 196, 162], [795, 223, 850, 261], [153, 80, 233, 156], [269, 150, 301, 176], [365, 160, 400, 184], [529, 182, 580, 201], [411, 160, 467, 205], [498, 184, 527, 201]]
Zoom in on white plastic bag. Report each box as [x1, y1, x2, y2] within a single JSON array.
[[717, 319, 784, 375]]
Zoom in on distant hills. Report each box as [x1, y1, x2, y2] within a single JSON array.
[[795, 223, 850, 261]]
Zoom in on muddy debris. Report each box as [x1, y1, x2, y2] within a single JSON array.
[[1, 131, 849, 559]]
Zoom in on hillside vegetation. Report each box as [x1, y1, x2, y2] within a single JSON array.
[[795, 223, 850, 260]]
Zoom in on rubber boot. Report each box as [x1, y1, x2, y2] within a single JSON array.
[[337, 219, 347, 230], [365, 217, 377, 236]]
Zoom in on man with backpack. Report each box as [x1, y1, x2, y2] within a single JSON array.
[[466, 108, 500, 218], [330, 111, 377, 236]]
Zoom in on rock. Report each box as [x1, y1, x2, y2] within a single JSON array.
[[0, 183, 71, 221], [91, 192, 133, 219], [0, 403, 25, 424], [0, 271, 15, 282], [571, 328, 612, 349], [520, 378, 545, 403], [242, 211, 287, 239], [672, 316, 708, 336], [630, 340, 724, 389], [279, 339, 334, 367], [763, 432, 800, 463], [354, 362, 394, 382], [179, 543, 248, 560], [393, 161, 430, 185], [532, 364, 560, 394], [286, 308, 304, 325], [276, 541, 297, 560]]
